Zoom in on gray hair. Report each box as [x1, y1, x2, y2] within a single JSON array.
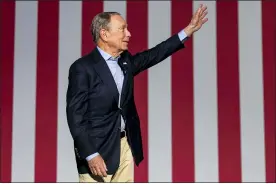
[[90, 12, 121, 43]]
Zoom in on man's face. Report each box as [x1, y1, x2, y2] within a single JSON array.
[[104, 15, 131, 52]]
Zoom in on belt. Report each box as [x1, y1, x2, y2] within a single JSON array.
[[120, 130, 126, 138]]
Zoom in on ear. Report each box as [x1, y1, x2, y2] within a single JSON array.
[[99, 29, 108, 42]]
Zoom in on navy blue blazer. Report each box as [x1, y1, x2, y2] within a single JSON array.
[[66, 33, 185, 175]]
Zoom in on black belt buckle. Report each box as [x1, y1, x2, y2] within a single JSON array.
[[120, 130, 126, 138]]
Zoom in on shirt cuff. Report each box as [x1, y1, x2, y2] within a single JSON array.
[[86, 152, 99, 161], [178, 30, 188, 42]]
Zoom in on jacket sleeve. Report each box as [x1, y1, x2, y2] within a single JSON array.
[[66, 61, 96, 159], [130, 33, 185, 76]]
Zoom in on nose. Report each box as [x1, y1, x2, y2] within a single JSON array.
[[126, 28, 131, 37]]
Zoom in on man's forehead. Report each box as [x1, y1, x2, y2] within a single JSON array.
[[110, 15, 126, 25]]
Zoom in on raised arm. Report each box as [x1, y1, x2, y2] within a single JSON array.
[[130, 4, 208, 76], [130, 33, 185, 76]]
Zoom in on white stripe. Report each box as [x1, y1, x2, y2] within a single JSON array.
[[238, 1, 266, 182], [193, 1, 219, 182], [57, 1, 82, 182], [148, 1, 172, 182], [103, 1, 127, 20], [12, 1, 38, 182]]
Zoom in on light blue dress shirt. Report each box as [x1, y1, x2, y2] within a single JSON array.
[[86, 30, 187, 161]]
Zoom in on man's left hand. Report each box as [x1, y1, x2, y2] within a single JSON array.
[[184, 4, 208, 37]]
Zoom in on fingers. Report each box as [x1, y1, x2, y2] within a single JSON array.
[[92, 167, 97, 176], [187, 3, 208, 33], [100, 164, 107, 177], [201, 18, 208, 25], [200, 5, 208, 14], [88, 155, 108, 177], [200, 10, 208, 20], [95, 166, 102, 177], [103, 161, 108, 172], [196, 4, 208, 25], [197, 4, 207, 17], [91, 164, 107, 177], [196, 4, 202, 15]]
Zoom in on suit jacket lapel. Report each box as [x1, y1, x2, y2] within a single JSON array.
[[89, 48, 119, 105], [118, 53, 130, 107]]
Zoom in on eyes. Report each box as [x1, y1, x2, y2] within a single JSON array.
[[119, 24, 128, 32]]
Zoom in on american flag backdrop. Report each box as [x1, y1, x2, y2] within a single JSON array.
[[0, 0, 275, 182]]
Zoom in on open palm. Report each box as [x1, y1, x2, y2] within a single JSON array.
[[189, 4, 208, 32]]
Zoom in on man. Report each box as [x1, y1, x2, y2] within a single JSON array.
[[66, 4, 208, 182]]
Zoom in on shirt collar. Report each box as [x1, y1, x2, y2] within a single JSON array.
[[97, 46, 120, 61]]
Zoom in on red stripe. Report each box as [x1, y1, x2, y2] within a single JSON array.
[[81, 1, 103, 56], [126, 1, 148, 182], [262, 1, 276, 182], [171, 1, 194, 182], [217, 1, 242, 182], [0, 1, 15, 182], [34, 1, 59, 182]]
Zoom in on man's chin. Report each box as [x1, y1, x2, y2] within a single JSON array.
[[121, 47, 128, 51]]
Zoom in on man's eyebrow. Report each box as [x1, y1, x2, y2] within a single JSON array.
[[121, 24, 128, 28]]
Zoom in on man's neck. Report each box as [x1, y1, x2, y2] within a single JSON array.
[[97, 42, 122, 58]]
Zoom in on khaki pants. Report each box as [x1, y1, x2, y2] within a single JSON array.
[[79, 136, 134, 182]]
